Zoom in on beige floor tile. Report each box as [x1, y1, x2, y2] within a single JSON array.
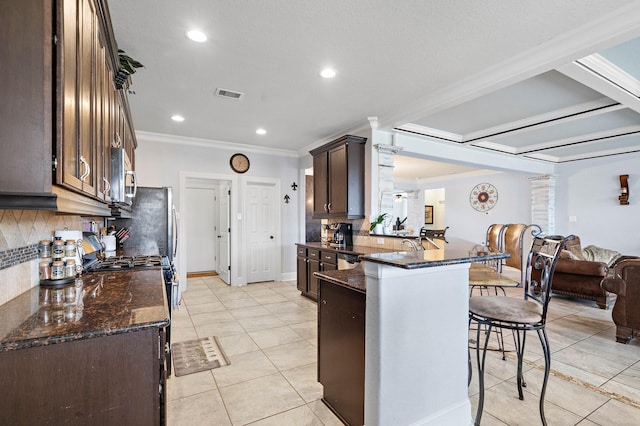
[[289, 319, 317, 338], [190, 310, 235, 326], [281, 362, 323, 403], [251, 294, 289, 305], [276, 309, 318, 325], [186, 301, 226, 315], [181, 295, 222, 306], [247, 405, 323, 426], [306, 400, 344, 426], [474, 381, 582, 426], [212, 350, 278, 388], [167, 370, 216, 401], [218, 373, 305, 425], [586, 398, 640, 426], [221, 297, 260, 309], [237, 313, 287, 333], [217, 333, 260, 356], [263, 341, 317, 371], [195, 319, 245, 338], [263, 301, 306, 314], [228, 304, 271, 319], [249, 325, 304, 349], [167, 389, 231, 426], [171, 326, 199, 343]]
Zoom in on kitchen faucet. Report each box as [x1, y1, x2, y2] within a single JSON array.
[[401, 238, 424, 251]]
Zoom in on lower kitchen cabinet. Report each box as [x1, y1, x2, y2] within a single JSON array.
[[318, 278, 365, 426], [296, 245, 337, 300], [0, 328, 166, 425]]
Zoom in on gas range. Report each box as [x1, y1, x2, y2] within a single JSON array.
[[86, 255, 168, 271]]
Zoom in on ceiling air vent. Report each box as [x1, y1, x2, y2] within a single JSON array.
[[215, 88, 244, 101]]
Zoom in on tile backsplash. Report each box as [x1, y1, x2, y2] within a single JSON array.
[[0, 210, 91, 306]]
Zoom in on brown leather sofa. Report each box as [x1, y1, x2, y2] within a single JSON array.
[[601, 259, 640, 343], [549, 236, 634, 309]]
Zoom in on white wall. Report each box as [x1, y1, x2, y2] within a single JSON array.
[[134, 132, 300, 281], [419, 172, 533, 244], [556, 151, 640, 256]]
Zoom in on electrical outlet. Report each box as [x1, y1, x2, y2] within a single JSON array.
[[377, 238, 384, 244], [569, 215, 577, 223]]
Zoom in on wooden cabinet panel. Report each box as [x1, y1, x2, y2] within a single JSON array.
[[318, 279, 365, 426], [296, 246, 338, 301], [312, 152, 329, 217], [0, 329, 165, 425], [327, 144, 347, 215], [310, 135, 366, 219], [296, 253, 307, 292]]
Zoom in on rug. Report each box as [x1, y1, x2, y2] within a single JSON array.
[[172, 336, 230, 377]]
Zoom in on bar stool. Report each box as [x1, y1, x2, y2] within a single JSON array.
[[469, 234, 568, 426]]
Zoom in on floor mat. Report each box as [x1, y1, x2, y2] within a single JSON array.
[[172, 336, 230, 377]]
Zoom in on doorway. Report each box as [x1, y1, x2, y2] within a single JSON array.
[[181, 175, 233, 287]]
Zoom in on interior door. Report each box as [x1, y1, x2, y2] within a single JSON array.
[[246, 182, 277, 283], [217, 184, 231, 283], [185, 186, 217, 273]]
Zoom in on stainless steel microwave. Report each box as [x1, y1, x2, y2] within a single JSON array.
[[110, 148, 137, 206]]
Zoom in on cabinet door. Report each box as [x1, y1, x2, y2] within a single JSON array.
[[312, 152, 328, 217], [77, 0, 97, 196], [58, 0, 81, 191], [318, 280, 365, 426], [308, 258, 320, 300], [296, 256, 307, 293], [327, 144, 348, 216]]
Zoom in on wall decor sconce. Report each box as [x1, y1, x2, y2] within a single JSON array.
[[284, 194, 290, 204], [619, 174, 629, 205], [291, 182, 298, 191]]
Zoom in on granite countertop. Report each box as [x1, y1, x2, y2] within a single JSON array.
[[296, 242, 395, 256], [360, 238, 509, 269], [314, 268, 367, 293], [0, 269, 169, 352]]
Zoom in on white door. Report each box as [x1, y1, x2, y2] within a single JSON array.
[[217, 184, 231, 283], [246, 182, 277, 283], [185, 187, 217, 273]]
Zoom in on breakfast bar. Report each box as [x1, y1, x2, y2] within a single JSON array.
[[316, 238, 509, 426]]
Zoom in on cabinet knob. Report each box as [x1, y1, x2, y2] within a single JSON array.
[[270, 235, 274, 239], [322, 300, 326, 304]]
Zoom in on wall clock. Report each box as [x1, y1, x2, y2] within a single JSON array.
[[230, 153, 250, 174], [469, 183, 498, 211]]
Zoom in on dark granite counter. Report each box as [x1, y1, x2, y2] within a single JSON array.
[[314, 268, 366, 293], [0, 269, 169, 352], [296, 242, 395, 256], [360, 237, 509, 269]]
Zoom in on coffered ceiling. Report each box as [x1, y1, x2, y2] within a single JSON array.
[[108, 1, 640, 169]]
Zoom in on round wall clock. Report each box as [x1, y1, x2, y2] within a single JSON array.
[[469, 183, 498, 211], [230, 153, 250, 173]]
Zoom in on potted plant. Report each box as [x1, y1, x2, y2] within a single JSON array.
[[370, 213, 388, 233], [115, 49, 144, 89]]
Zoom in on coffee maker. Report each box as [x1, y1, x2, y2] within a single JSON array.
[[331, 223, 353, 247]]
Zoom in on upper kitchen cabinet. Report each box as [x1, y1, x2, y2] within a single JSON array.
[[0, 0, 135, 215], [310, 135, 366, 219]]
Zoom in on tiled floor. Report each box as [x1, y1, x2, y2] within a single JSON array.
[[167, 273, 640, 425]]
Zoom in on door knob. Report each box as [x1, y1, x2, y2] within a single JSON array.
[[270, 236, 274, 239]]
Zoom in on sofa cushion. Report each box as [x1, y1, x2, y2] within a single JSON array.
[[582, 245, 623, 267], [555, 258, 608, 276]]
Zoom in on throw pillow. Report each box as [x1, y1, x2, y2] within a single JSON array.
[[582, 245, 622, 267]]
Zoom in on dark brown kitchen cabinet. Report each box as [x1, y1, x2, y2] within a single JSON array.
[[310, 135, 366, 219], [0, 328, 167, 425], [318, 278, 365, 426], [0, 0, 133, 214], [296, 245, 337, 300]]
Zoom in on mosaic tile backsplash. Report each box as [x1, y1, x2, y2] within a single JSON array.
[[0, 210, 90, 306]]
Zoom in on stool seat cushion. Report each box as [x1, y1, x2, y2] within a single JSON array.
[[470, 296, 542, 324]]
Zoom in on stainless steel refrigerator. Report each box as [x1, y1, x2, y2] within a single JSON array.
[[112, 186, 177, 262]]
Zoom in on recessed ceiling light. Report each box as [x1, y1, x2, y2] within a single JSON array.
[[256, 128, 267, 135], [186, 30, 207, 43], [320, 68, 336, 78], [171, 115, 185, 122]]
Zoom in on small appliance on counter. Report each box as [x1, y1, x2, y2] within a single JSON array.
[[330, 223, 353, 247]]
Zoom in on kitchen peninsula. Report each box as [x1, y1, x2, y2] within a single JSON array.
[[0, 269, 169, 425], [315, 238, 509, 426]]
